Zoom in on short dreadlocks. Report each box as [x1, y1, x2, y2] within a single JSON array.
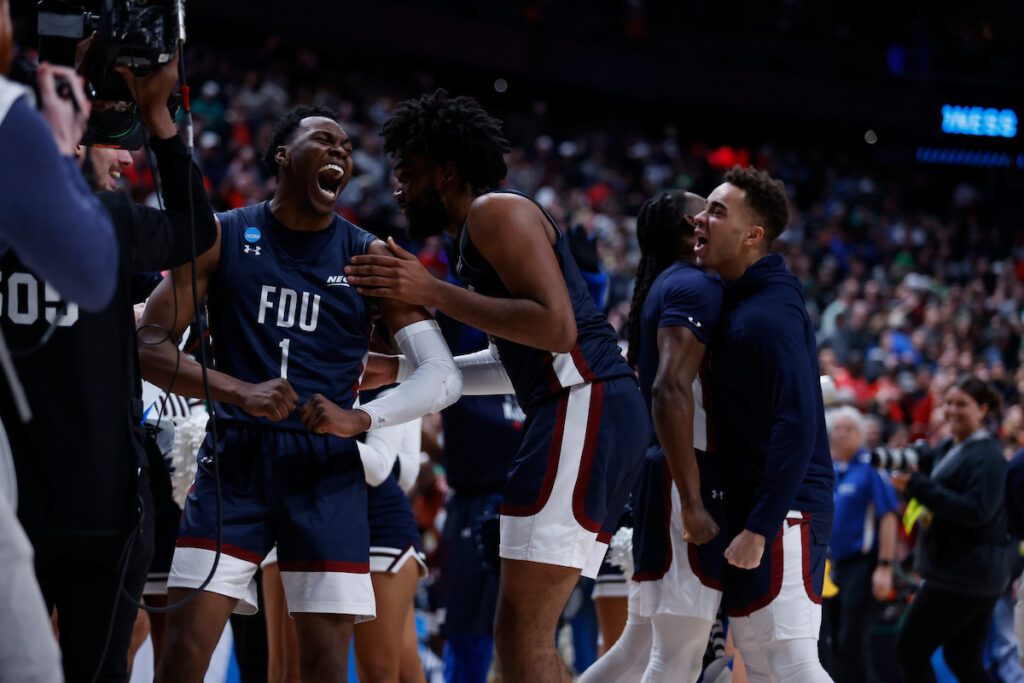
[[381, 89, 511, 192]]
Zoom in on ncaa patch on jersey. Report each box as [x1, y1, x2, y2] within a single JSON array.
[[244, 227, 262, 243]]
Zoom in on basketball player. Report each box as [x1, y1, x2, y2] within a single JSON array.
[[694, 167, 834, 682], [138, 105, 460, 683], [580, 191, 725, 683], [345, 90, 648, 682]]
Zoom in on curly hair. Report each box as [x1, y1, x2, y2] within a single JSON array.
[[625, 191, 693, 369], [380, 89, 511, 191], [722, 165, 789, 246], [262, 104, 339, 177]]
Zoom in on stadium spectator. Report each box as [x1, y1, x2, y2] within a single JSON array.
[[824, 405, 899, 683], [892, 377, 1014, 683]]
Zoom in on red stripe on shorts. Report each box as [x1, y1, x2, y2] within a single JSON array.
[[569, 343, 596, 382], [277, 560, 371, 574], [798, 513, 822, 604], [176, 537, 263, 565], [571, 382, 605, 533], [500, 391, 570, 516]]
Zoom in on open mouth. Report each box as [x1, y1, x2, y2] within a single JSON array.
[[109, 167, 122, 180], [315, 163, 345, 201], [695, 236, 709, 251]]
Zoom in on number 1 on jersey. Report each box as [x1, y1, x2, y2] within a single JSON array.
[[279, 338, 290, 379]]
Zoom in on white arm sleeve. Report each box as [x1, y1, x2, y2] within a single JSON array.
[[395, 420, 423, 493], [358, 319, 461, 431], [356, 437, 394, 488], [453, 343, 515, 395], [396, 342, 513, 396]]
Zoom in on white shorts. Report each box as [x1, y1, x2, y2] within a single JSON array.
[[634, 485, 722, 623], [498, 378, 646, 579], [168, 545, 376, 622], [143, 572, 169, 597], [593, 566, 630, 600], [369, 543, 427, 577], [728, 513, 823, 647]]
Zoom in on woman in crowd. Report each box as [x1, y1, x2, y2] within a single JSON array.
[[892, 376, 1014, 683]]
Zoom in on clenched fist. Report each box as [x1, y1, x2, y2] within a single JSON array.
[[240, 378, 298, 421], [300, 394, 372, 437]]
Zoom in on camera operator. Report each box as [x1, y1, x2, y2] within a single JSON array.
[[0, 44, 217, 682], [890, 376, 1013, 683], [0, 0, 121, 679]]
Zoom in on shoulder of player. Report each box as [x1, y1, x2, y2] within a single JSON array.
[[365, 238, 390, 256], [660, 264, 723, 298], [466, 192, 543, 239], [731, 297, 805, 342]]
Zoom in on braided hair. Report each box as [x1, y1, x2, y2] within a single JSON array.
[[380, 89, 511, 191], [625, 191, 693, 369]]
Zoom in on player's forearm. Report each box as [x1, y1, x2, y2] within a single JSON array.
[[358, 319, 462, 430], [425, 279, 576, 353], [653, 380, 702, 508], [138, 338, 246, 405]]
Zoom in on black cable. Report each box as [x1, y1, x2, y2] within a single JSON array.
[[89, 28, 224, 682], [117, 38, 225, 614]]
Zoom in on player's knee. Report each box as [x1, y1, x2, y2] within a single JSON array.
[[358, 664, 399, 683], [493, 603, 534, 658], [299, 644, 348, 680], [156, 630, 213, 680], [763, 639, 831, 683]]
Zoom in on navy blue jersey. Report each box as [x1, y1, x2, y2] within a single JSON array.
[[210, 202, 376, 429], [453, 190, 633, 410], [637, 261, 722, 451], [709, 254, 834, 540]]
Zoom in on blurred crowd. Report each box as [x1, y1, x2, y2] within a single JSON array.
[[113, 38, 1024, 468], [7, 16, 1024, 678]]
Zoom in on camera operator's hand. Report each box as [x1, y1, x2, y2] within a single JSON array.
[[239, 378, 299, 421], [300, 394, 372, 437], [37, 62, 91, 156], [116, 51, 179, 140]]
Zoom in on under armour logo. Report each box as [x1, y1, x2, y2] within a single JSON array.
[[688, 316, 702, 328], [711, 489, 724, 500], [244, 244, 262, 256]]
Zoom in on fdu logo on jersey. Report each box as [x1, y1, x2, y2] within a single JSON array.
[[243, 227, 262, 256]]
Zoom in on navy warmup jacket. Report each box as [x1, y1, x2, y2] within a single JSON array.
[[710, 254, 834, 540]]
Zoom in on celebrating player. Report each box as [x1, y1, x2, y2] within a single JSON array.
[[346, 90, 648, 682], [138, 105, 460, 683], [695, 167, 834, 682]]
